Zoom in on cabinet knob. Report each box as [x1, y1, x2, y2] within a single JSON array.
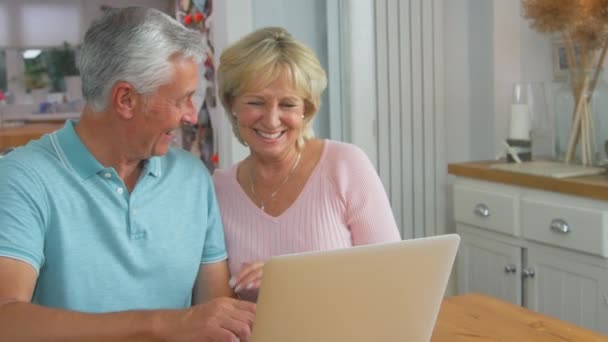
[[522, 267, 535, 278], [550, 219, 571, 234], [504, 264, 517, 274], [474, 204, 490, 218]]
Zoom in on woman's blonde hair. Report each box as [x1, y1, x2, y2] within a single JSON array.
[[217, 27, 327, 149]]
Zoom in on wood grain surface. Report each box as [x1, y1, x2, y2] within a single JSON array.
[[448, 161, 608, 201], [432, 293, 607, 341], [0, 123, 62, 150]]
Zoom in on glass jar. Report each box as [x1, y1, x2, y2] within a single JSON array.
[[512, 82, 553, 160], [554, 68, 608, 165]]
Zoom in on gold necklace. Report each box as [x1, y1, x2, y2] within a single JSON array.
[[248, 151, 302, 212]]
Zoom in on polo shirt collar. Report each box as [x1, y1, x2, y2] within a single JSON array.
[[145, 156, 162, 178], [54, 120, 161, 180]]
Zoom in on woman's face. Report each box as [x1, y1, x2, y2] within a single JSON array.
[[232, 72, 305, 160]]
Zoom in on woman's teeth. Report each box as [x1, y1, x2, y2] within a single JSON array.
[[257, 130, 283, 139]]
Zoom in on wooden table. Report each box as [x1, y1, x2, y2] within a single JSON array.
[[432, 294, 607, 341], [0, 123, 62, 151]]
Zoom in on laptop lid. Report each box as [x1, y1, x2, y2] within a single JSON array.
[[250, 234, 460, 342]]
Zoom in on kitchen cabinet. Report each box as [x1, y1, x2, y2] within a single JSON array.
[[456, 225, 522, 305], [525, 243, 608, 329], [453, 177, 608, 334]]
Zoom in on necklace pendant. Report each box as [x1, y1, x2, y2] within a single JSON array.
[[248, 151, 302, 214]]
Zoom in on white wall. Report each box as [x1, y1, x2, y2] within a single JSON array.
[[212, 0, 252, 168], [346, 0, 377, 166], [444, 0, 472, 164], [445, 0, 555, 162]]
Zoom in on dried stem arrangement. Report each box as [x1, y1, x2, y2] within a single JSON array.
[[522, 0, 608, 165]]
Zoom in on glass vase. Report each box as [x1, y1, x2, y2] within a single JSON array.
[[511, 82, 553, 160], [554, 68, 608, 166]]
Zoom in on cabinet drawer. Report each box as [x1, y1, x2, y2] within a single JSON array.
[[522, 196, 608, 257], [454, 184, 519, 236]]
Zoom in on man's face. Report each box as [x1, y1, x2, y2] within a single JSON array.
[[131, 57, 199, 159]]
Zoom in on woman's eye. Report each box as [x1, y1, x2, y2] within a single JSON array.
[[247, 102, 263, 106], [281, 103, 296, 108]]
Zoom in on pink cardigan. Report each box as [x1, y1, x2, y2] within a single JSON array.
[[212, 140, 401, 279]]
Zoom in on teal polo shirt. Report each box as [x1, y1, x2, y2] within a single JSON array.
[[0, 120, 227, 312]]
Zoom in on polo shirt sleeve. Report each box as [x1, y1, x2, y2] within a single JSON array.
[[0, 159, 47, 273], [200, 171, 227, 264]]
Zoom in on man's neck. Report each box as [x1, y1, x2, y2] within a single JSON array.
[[75, 107, 143, 192]]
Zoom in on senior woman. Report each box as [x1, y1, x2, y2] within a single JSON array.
[[213, 27, 401, 301]]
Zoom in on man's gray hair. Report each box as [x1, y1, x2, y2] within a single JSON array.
[[78, 7, 205, 112]]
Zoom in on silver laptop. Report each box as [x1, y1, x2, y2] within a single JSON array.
[[250, 234, 460, 342]]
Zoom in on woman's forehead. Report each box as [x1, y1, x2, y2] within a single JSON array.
[[242, 67, 303, 95]]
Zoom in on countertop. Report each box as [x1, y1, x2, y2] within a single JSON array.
[[0, 123, 63, 151], [448, 160, 608, 201], [2, 112, 80, 123], [432, 293, 606, 341]]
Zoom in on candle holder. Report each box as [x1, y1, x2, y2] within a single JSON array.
[[510, 82, 552, 161]]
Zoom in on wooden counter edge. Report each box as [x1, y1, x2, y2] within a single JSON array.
[[448, 161, 608, 201], [0, 123, 63, 150]]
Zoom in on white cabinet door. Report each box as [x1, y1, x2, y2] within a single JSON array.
[[525, 245, 608, 334], [456, 224, 522, 305]]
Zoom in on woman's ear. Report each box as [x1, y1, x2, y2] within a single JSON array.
[[111, 82, 139, 119]]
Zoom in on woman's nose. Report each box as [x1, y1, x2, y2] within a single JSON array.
[[263, 104, 281, 126]]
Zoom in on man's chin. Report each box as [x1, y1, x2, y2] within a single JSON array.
[[153, 150, 170, 157], [152, 145, 171, 157]]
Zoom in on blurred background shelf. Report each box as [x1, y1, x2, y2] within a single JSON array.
[[0, 122, 63, 152], [2, 111, 80, 124]]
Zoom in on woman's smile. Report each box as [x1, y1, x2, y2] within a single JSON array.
[[255, 129, 285, 140]]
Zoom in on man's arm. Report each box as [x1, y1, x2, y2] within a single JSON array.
[[0, 257, 255, 342], [193, 260, 236, 304]]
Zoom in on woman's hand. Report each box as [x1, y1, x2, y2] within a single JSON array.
[[229, 262, 264, 294]]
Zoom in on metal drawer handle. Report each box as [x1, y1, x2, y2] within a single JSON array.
[[504, 264, 517, 274], [522, 267, 535, 278], [550, 219, 571, 234], [474, 204, 490, 218]]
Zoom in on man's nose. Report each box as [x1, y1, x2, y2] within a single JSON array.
[[181, 99, 198, 125]]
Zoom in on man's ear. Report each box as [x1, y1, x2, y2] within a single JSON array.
[[111, 82, 140, 119]]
